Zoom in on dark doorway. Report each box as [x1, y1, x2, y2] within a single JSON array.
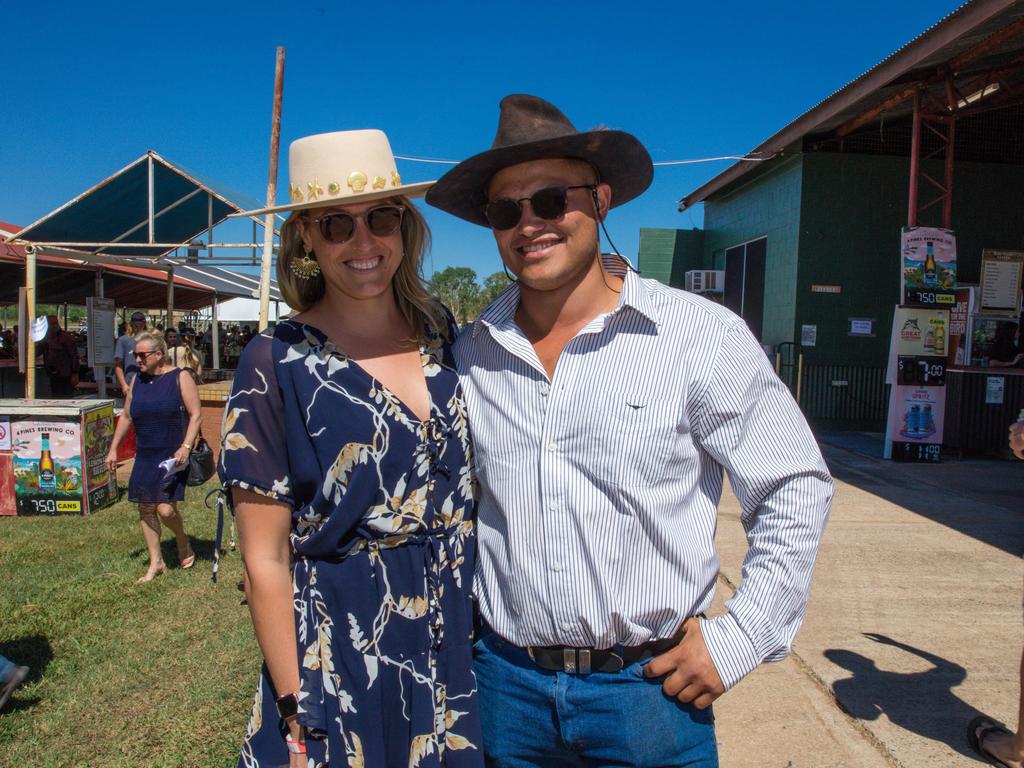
[[724, 237, 766, 340]]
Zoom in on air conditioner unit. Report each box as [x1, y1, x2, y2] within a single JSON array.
[[685, 270, 724, 293]]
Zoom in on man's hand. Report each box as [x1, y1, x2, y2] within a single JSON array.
[[643, 617, 725, 709], [1009, 420, 1024, 460]]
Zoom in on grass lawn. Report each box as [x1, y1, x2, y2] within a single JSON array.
[[0, 480, 257, 767]]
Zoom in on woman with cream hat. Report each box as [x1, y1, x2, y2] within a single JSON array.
[[219, 129, 481, 767]]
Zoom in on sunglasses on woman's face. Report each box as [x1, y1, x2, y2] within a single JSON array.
[[484, 185, 594, 231], [308, 205, 405, 245], [134, 350, 158, 360]]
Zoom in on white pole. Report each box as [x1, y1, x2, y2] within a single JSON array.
[[95, 269, 107, 399], [212, 294, 220, 369], [259, 47, 286, 332]]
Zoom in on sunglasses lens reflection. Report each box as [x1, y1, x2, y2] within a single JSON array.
[[484, 187, 570, 230], [317, 206, 404, 244]]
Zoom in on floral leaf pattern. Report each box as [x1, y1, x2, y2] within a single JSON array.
[[219, 315, 481, 766]]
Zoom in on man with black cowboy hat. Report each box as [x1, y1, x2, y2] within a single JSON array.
[[427, 94, 833, 766]]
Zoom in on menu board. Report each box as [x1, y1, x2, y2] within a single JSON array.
[[87, 297, 116, 367], [980, 250, 1023, 315]]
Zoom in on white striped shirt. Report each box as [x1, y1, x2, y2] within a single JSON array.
[[454, 257, 833, 689]]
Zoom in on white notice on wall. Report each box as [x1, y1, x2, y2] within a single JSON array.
[[850, 319, 874, 336], [986, 376, 1005, 405], [801, 325, 817, 347], [0, 417, 10, 451]]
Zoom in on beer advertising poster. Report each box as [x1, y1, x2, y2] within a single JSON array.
[[83, 405, 115, 510], [12, 419, 84, 515], [887, 386, 946, 463], [901, 227, 957, 307], [893, 307, 950, 358]]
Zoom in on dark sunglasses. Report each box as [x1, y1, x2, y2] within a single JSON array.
[[484, 185, 594, 230], [134, 350, 159, 360], [308, 205, 405, 244]]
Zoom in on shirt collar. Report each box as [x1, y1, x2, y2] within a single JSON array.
[[473, 253, 660, 338]]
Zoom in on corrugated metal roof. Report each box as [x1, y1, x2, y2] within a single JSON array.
[[680, 0, 1024, 210]]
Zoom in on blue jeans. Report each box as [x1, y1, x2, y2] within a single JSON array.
[[0, 654, 15, 681], [474, 631, 718, 767]]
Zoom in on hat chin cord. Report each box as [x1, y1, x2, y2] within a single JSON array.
[[589, 187, 637, 289]]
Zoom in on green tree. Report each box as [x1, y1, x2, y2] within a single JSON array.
[[473, 271, 512, 317], [429, 266, 479, 325]]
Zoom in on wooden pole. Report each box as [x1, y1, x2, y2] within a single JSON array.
[[258, 47, 286, 332], [166, 266, 175, 331], [25, 245, 36, 398]]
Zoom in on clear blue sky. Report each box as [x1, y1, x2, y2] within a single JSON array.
[[2, 0, 964, 283]]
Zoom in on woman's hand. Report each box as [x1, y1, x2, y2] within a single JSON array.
[[173, 444, 190, 468], [105, 451, 118, 473]]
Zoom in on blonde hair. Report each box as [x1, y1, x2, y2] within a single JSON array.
[[134, 331, 167, 356], [276, 199, 447, 342]]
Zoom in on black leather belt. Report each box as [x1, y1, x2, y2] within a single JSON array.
[[526, 634, 682, 674]]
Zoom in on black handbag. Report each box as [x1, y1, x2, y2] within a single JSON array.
[[186, 436, 215, 486]]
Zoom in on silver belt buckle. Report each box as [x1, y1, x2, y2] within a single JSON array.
[[561, 648, 591, 674]]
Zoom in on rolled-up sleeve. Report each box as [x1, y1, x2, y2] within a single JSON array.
[[693, 319, 833, 689]]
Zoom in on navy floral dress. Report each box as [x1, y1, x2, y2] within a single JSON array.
[[218, 318, 481, 768]]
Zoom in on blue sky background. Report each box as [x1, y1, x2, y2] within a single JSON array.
[[2, 0, 964, 283]]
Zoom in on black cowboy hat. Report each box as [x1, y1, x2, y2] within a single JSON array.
[[425, 94, 653, 227]]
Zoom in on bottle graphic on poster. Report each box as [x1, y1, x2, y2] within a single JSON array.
[[923, 241, 938, 288], [39, 432, 56, 491], [933, 322, 945, 356]]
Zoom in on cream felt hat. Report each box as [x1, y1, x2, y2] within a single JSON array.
[[234, 129, 434, 217]]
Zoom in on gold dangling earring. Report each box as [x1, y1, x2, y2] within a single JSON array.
[[291, 245, 321, 279]]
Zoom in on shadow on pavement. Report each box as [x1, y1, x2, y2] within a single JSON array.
[[818, 433, 1024, 558], [826, 633, 983, 759]]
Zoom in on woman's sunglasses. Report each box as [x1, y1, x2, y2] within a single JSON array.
[[308, 205, 405, 244], [484, 185, 594, 231]]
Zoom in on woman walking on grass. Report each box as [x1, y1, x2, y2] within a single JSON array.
[[218, 130, 481, 767], [106, 331, 201, 584]]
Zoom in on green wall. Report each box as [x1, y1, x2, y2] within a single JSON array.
[[638, 228, 705, 287], [702, 156, 804, 348], [796, 152, 1024, 366]]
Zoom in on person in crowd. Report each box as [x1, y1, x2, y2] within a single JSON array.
[[426, 94, 833, 766], [0, 655, 28, 712], [166, 328, 203, 382], [967, 418, 1024, 768], [40, 315, 79, 398], [105, 332, 200, 585], [113, 311, 148, 393], [219, 128, 480, 766], [224, 330, 241, 369], [989, 321, 1023, 368]]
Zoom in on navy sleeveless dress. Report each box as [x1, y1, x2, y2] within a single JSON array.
[[129, 368, 187, 503], [219, 319, 482, 768]]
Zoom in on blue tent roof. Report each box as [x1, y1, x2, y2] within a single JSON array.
[[6, 151, 269, 260]]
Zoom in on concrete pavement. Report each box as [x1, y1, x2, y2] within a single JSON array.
[[711, 435, 1023, 767]]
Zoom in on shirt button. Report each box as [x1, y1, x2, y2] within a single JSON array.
[[561, 622, 572, 631], [548, 442, 557, 451], [552, 563, 563, 572]]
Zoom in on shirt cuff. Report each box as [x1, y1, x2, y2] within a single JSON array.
[[700, 612, 762, 690]]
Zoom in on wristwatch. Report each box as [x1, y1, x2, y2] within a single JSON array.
[[275, 692, 299, 720]]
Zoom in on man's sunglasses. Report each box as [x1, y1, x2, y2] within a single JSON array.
[[484, 185, 594, 231], [308, 205, 405, 244]]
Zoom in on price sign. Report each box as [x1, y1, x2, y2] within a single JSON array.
[[896, 356, 946, 386], [892, 442, 941, 463], [905, 290, 956, 307]]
